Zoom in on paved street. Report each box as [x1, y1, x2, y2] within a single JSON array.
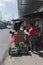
[[5, 51, 43, 65], [0, 29, 11, 64]]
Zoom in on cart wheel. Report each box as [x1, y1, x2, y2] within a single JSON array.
[[18, 51, 20, 55]]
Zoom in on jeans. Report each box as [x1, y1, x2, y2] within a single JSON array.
[[29, 36, 36, 52]]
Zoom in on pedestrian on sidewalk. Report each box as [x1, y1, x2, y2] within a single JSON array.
[[28, 23, 39, 53]]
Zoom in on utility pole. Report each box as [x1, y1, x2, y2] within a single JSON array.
[[0, 11, 2, 22]]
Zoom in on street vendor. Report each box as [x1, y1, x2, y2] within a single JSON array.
[[20, 20, 29, 42]]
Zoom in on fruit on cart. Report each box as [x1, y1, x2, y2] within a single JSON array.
[[19, 42, 28, 54], [19, 42, 25, 47], [9, 47, 19, 55]]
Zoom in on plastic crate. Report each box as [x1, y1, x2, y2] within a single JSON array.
[[9, 47, 19, 55], [19, 47, 28, 54]]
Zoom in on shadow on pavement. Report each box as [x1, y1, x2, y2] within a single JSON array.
[[35, 43, 43, 58], [9, 52, 32, 58], [38, 51, 43, 58]]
